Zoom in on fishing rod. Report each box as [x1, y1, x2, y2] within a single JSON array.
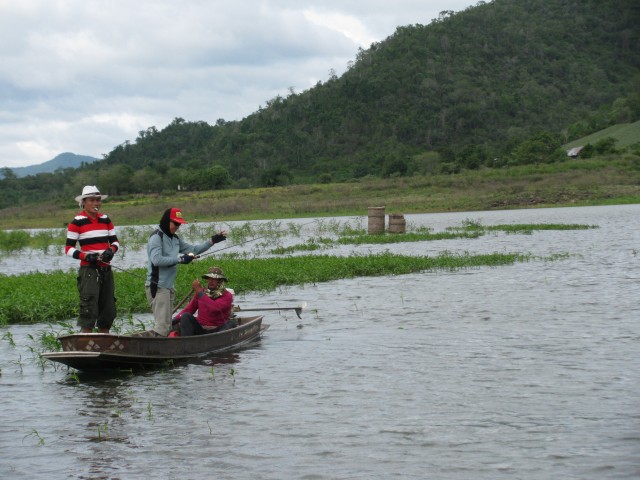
[[105, 218, 322, 299]]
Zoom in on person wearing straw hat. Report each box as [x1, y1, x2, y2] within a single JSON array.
[[145, 208, 227, 336], [65, 185, 120, 333], [172, 266, 236, 337]]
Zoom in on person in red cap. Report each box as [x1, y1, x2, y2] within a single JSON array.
[[145, 207, 227, 336], [65, 185, 120, 333]]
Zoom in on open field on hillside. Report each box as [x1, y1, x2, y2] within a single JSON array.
[[1, 154, 639, 229], [564, 120, 640, 149]]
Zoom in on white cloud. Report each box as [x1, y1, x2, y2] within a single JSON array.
[[303, 9, 376, 47], [0, 0, 475, 168]]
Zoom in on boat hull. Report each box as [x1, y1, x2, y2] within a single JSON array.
[[41, 315, 267, 371]]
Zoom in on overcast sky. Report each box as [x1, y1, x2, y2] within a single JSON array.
[[0, 0, 475, 169]]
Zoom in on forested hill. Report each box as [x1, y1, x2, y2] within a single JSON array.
[[1, 0, 639, 207]]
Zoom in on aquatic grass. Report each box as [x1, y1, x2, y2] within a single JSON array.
[[335, 231, 484, 245], [0, 217, 406, 255], [446, 221, 598, 234], [31, 229, 67, 253], [270, 237, 334, 254], [2, 251, 538, 324], [314, 218, 366, 236], [97, 422, 109, 441], [10, 354, 24, 373], [270, 227, 483, 252], [69, 371, 80, 384], [0, 271, 78, 325], [484, 223, 598, 234], [2, 331, 16, 347], [228, 220, 291, 244], [0, 228, 66, 254], [219, 251, 532, 295], [23, 429, 45, 446], [0, 230, 31, 252]]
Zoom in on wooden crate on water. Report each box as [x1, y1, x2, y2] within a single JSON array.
[[368, 206, 385, 234], [388, 214, 406, 234]]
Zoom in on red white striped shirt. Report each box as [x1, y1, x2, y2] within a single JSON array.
[[65, 211, 120, 267]]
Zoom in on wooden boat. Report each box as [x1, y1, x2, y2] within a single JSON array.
[[41, 315, 267, 371]]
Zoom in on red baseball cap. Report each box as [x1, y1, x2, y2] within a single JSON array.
[[169, 207, 188, 224]]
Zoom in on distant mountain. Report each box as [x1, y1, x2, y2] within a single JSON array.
[[2, 153, 99, 178]]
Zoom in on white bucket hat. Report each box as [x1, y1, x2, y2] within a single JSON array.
[[75, 185, 108, 207]]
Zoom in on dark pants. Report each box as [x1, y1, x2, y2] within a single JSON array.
[[179, 312, 236, 336], [77, 266, 116, 330]]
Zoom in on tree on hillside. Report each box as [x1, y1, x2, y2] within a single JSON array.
[[99, 164, 134, 194], [509, 131, 566, 165], [1, 167, 17, 181], [181, 165, 232, 191]]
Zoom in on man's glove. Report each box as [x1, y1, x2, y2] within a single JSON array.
[[178, 253, 194, 264], [84, 253, 99, 264], [211, 233, 226, 244], [100, 247, 114, 262]]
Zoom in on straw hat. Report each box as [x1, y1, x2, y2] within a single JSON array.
[[202, 266, 227, 281]]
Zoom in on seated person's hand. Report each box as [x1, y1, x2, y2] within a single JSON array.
[[192, 279, 204, 294]]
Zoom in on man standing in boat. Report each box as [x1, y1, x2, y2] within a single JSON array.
[[65, 185, 120, 333], [172, 266, 236, 336], [145, 208, 227, 336]]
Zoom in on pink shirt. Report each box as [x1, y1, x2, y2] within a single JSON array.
[[176, 289, 234, 327]]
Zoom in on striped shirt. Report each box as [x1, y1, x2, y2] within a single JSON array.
[[65, 211, 120, 267]]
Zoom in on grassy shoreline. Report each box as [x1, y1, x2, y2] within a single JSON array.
[[1, 154, 639, 229]]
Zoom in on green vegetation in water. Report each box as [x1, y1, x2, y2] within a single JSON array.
[[0, 229, 67, 254], [270, 237, 334, 254], [448, 219, 598, 235], [268, 221, 596, 254], [0, 219, 597, 258], [23, 429, 45, 446], [336, 231, 484, 245], [1, 251, 540, 326], [0, 219, 311, 257]]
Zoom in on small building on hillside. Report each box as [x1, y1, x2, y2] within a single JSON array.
[[567, 146, 584, 158]]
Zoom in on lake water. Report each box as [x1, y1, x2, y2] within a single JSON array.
[[1, 205, 639, 479]]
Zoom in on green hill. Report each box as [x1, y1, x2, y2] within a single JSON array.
[[1, 0, 639, 209]]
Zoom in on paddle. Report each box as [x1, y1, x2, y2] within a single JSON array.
[[172, 290, 194, 314], [233, 302, 307, 319]]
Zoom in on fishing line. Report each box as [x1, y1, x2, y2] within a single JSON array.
[[195, 218, 321, 259]]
